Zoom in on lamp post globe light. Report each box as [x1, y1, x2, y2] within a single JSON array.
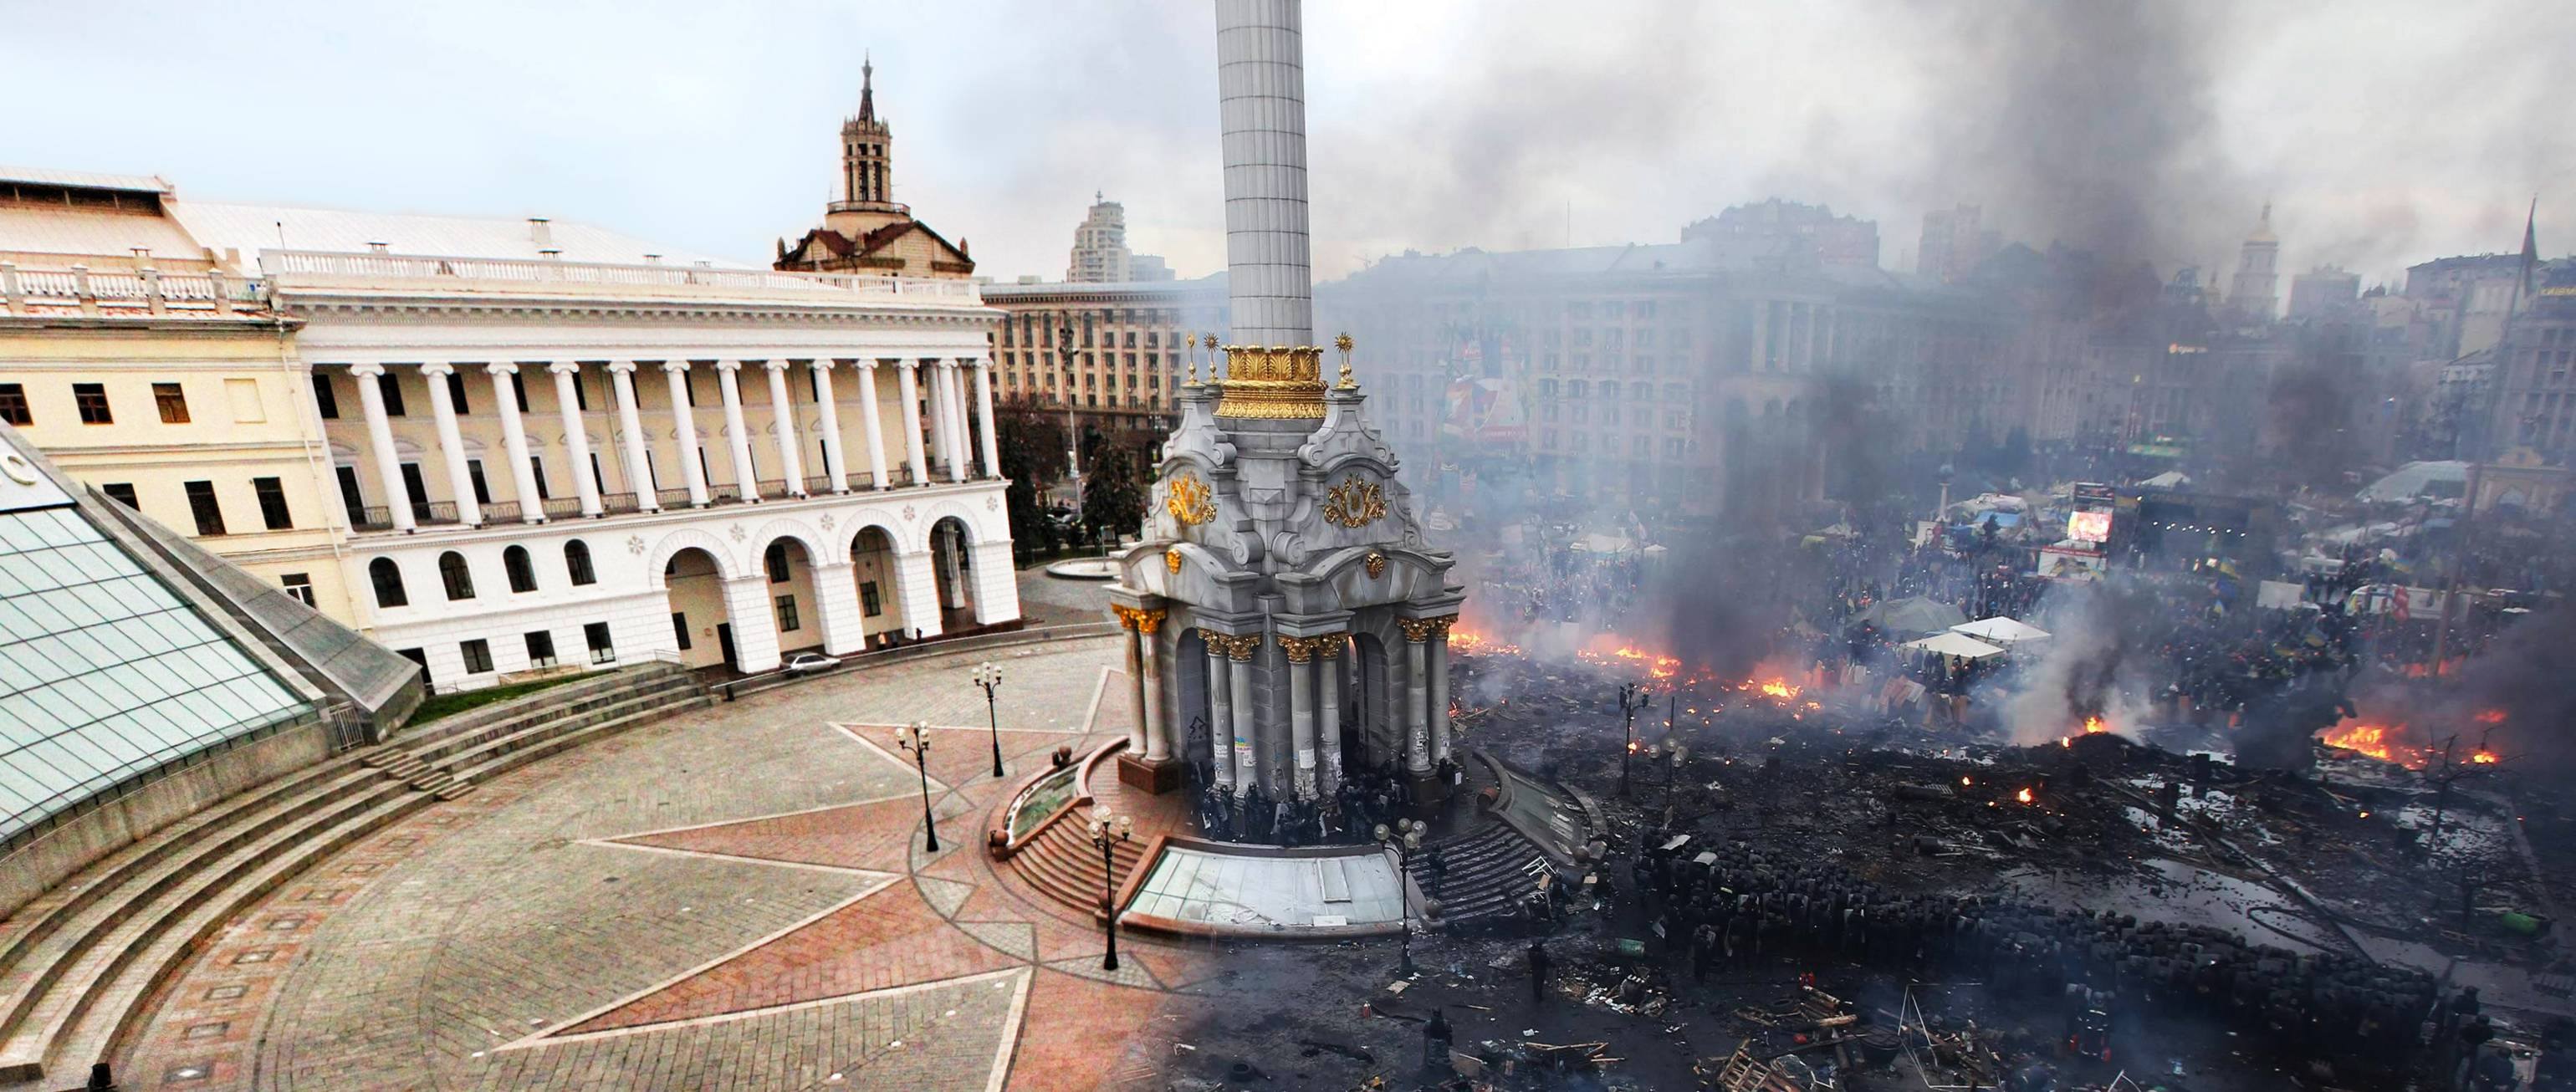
[[971, 662, 1005, 778], [896, 721, 939, 854], [1617, 682, 1653, 798], [1088, 809, 1134, 972], [1377, 818, 1425, 975]]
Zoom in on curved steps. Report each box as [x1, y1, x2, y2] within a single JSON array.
[[0, 664, 708, 1086], [1408, 820, 1552, 927], [1007, 815, 1147, 921]]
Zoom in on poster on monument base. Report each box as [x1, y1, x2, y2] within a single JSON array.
[[2036, 543, 2108, 581]]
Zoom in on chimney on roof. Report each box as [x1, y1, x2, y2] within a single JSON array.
[[528, 217, 554, 253], [643, 253, 662, 264], [366, 241, 389, 253]]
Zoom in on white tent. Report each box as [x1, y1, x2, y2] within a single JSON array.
[[1951, 616, 2052, 644], [2140, 470, 2192, 489], [1904, 632, 2006, 659]]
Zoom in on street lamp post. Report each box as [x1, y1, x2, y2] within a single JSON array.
[[1377, 818, 1426, 976], [1088, 809, 1134, 971], [1618, 682, 1652, 798], [896, 721, 939, 854], [971, 662, 1005, 778], [1058, 323, 1082, 494]]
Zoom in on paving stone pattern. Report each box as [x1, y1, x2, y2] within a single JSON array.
[[120, 636, 1212, 1092]]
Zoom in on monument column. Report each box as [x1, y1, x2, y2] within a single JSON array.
[[1137, 612, 1168, 762], [1284, 637, 1317, 800], [1205, 638, 1236, 792], [1427, 617, 1454, 768], [1398, 619, 1434, 775], [1117, 608, 1150, 755], [1224, 635, 1260, 794], [1316, 636, 1344, 795]]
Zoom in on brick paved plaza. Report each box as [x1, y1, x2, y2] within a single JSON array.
[[120, 627, 1221, 1091]]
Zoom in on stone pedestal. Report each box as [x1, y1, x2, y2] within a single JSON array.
[[1118, 753, 1184, 794], [1406, 771, 1449, 817]]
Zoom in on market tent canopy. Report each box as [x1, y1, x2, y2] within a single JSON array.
[[1858, 596, 1970, 635], [2141, 470, 2192, 489], [1904, 632, 2006, 659], [1951, 616, 2052, 644], [2358, 461, 2469, 503]]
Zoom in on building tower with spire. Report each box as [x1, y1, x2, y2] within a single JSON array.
[[2226, 204, 2281, 322], [774, 56, 976, 279]]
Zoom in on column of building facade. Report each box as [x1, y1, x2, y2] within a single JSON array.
[[608, 362, 659, 512], [345, 364, 415, 532], [417, 363, 481, 528], [546, 362, 603, 517], [808, 360, 849, 493], [943, 361, 971, 482], [764, 360, 805, 496], [1282, 635, 1319, 799], [973, 358, 1001, 479], [854, 360, 890, 489], [1397, 618, 1436, 774], [894, 360, 928, 485], [1204, 638, 1235, 792], [488, 364, 544, 523], [662, 361, 711, 507], [715, 361, 759, 500], [929, 360, 959, 478], [1136, 610, 1168, 761]]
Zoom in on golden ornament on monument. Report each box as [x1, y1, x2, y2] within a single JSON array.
[[1163, 472, 1215, 526], [1322, 477, 1387, 528], [1364, 551, 1388, 579], [1164, 547, 1183, 574]]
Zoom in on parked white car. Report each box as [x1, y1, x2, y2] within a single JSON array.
[[783, 652, 843, 676]]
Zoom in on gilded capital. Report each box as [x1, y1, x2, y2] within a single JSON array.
[[1279, 635, 1316, 664], [1132, 608, 1166, 635], [1397, 618, 1439, 643]]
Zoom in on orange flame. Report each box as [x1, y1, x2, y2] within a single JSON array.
[[2471, 751, 2500, 765], [2016, 787, 2035, 804], [1758, 679, 1801, 699], [2083, 716, 2108, 734], [2320, 722, 2428, 768]]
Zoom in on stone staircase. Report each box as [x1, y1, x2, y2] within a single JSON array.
[[1407, 819, 1553, 930], [0, 663, 707, 1089], [1009, 811, 1149, 921]]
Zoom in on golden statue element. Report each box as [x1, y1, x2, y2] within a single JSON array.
[[1182, 330, 1200, 385], [1214, 343, 1328, 419], [1321, 476, 1387, 528], [1164, 547, 1183, 574], [1163, 472, 1216, 526], [1334, 332, 1357, 390], [1364, 550, 1388, 579]]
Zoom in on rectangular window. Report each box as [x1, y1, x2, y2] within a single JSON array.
[[860, 580, 882, 616], [377, 371, 406, 416], [152, 382, 192, 423], [775, 595, 801, 632], [465, 460, 492, 505], [524, 630, 558, 669], [585, 621, 616, 664], [310, 374, 339, 419], [571, 373, 590, 411], [671, 612, 693, 651], [530, 457, 549, 500], [184, 480, 226, 535], [226, 377, 265, 423], [253, 477, 292, 529], [102, 482, 139, 508], [510, 371, 529, 413], [75, 382, 112, 424], [447, 371, 471, 414], [460, 638, 494, 674], [281, 573, 316, 607]]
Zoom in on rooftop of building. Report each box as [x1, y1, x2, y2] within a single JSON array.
[[982, 271, 1227, 301], [169, 200, 747, 270]]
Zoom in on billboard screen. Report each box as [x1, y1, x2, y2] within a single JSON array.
[[2067, 510, 2113, 543]]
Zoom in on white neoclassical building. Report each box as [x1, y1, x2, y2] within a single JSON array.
[[163, 206, 1018, 691]]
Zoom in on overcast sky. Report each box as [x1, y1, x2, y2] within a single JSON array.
[[7, 1, 2567, 288]]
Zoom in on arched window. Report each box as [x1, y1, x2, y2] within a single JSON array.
[[564, 539, 596, 586], [503, 545, 537, 594], [369, 558, 407, 609], [438, 551, 475, 600]]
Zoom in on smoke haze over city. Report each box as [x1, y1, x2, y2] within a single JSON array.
[[5, 0, 2568, 284]]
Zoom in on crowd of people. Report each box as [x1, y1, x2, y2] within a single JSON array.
[[1186, 759, 1464, 847], [1619, 835, 2450, 1085]]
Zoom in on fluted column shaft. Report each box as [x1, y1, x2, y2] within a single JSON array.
[[974, 360, 1001, 478], [549, 362, 602, 517], [419, 363, 479, 527], [856, 360, 890, 489], [896, 362, 928, 485], [810, 361, 848, 492], [716, 361, 758, 499], [348, 364, 413, 532], [662, 361, 710, 508], [489, 364, 544, 523], [764, 360, 805, 496], [610, 362, 657, 512]]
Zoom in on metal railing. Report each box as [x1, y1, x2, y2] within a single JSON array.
[[257, 249, 981, 304], [656, 487, 698, 508], [0, 260, 269, 317], [600, 492, 641, 515], [802, 473, 838, 495], [846, 470, 877, 490], [539, 497, 585, 519]]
